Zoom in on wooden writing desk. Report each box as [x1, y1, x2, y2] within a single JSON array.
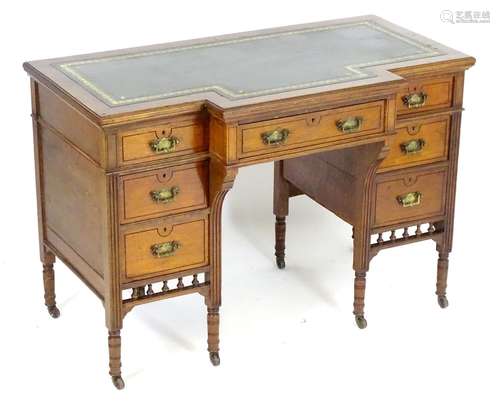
[[23, 16, 475, 389]]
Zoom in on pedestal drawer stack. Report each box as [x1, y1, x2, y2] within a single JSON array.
[[114, 115, 211, 298], [370, 72, 464, 255]]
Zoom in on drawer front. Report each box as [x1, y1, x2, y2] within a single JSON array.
[[397, 76, 453, 115], [118, 118, 206, 165], [379, 115, 450, 171], [123, 216, 209, 280], [238, 100, 385, 158], [119, 162, 208, 224], [374, 167, 447, 227]]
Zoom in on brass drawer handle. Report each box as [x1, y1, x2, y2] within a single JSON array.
[[400, 139, 425, 154], [151, 240, 181, 258], [261, 128, 289, 146], [150, 136, 180, 153], [402, 92, 427, 109], [336, 116, 363, 133], [150, 186, 180, 203], [397, 191, 422, 208]]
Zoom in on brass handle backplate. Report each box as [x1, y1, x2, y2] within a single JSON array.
[[402, 92, 427, 109], [400, 139, 426, 154], [151, 240, 181, 258], [336, 116, 363, 133], [150, 186, 180, 203], [150, 136, 180, 153], [397, 191, 422, 208], [261, 128, 290, 146]]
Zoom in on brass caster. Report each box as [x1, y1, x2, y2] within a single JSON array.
[[111, 375, 125, 390], [355, 315, 367, 329], [209, 352, 220, 366], [276, 257, 286, 269], [47, 305, 60, 319], [438, 295, 449, 309]]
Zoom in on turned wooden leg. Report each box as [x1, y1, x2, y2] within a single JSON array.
[[42, 250, 60, 318], [205, 160, 237, 367], [275, 216, 286, 269], [108, 330, 124, 389], [353, 271, 368, 329], [273, 161, 290, 269], [207, 307, 220, 366], [436, 251, 449, 308]]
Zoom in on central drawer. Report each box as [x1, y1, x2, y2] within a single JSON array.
[[238, 100, 385, 159], [118, 161, 208, 224]]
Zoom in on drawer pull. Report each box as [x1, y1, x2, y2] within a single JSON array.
[[150, 136, 180, 153], [151, 240, 181, 258], [150, 186, 180, 203], [261, 128, 289, 146], [336, 116, 363, 133], [400, 139, 426, 154], [402, 92, 427, 109], [397, 191, 422, 208]]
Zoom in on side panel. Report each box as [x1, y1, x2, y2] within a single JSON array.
[[41, 125, 107, 296], [37, 83, 105, 166]]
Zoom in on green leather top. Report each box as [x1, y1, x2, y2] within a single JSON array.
[[55, 20, 442, 107]]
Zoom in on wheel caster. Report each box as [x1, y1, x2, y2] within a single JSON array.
[[355, 315, 367, 329], [209, 352, 220, 366], [276, 257, 286, 269], [437, 295, 449, 309], [47, 305, 60, 319], [111, 375, 125, 390]]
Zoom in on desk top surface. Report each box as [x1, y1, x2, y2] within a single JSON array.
[[24, 15, 473, 120]]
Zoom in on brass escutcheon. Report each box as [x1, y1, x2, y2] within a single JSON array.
[[151, 240, 181, 258]]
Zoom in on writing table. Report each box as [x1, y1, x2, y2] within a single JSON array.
[[23, 15, 475, 388]]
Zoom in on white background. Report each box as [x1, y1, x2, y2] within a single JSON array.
[[1, 1, 499, 401]]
